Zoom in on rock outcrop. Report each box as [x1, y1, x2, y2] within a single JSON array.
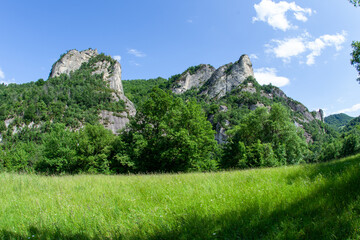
[[203, 55, 254, 99], [315, 109, 324, 122], [50, 49, 98, 78], [171, 55, 255, 99], [171, 64, 215, 94], [268, 87, 324, 123], [50, 49, 136, 133]]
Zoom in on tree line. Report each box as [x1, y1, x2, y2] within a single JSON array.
[[1, 86, 359, 174]]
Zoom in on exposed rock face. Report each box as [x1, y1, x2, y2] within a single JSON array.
[[249, 102, 265, 111], [172, 54, 254, 99], [172, 64, 215, 94], [242, 82, 257, 94], [92, 60, 124, 96], [202, 55, 255, 99], [50, 49, 98, 78], [294, 121, 313, 143], [267, 87, 324, 123], [5, 118, 14, 128], [215, 121, 229, 144], [315, 109, 324, 122], [99, 110, 132, 134], [50, 49, 135, 133]]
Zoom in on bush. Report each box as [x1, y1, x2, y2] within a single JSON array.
[[35, 124, 77, 174]]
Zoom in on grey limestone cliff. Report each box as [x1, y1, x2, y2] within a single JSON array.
[[50, 49, 136, 133], [171, 54, 255, 99], [171, 64, 215, 94], [270, 87, 324, 123], [203, 55, 254, 99], [50, 49, 98, 78]]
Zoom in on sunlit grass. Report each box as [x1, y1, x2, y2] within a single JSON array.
[[1, 154, 360, 239]]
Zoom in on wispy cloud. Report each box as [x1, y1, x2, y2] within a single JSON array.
[[254, 67, 290, 87], [253, 0, 313, 31], [249, 54, 259, 60], [0, 78, 15, 85], [0, 68, 5, 79], [187, 19, 193, 23], [334, 103, 360, 115], [266, 31, 346, 65], [129, 60, 140, 66], [306, 32, 346, 65], [337, 97, 345, 104], [128, 49, 146, 58], [113, 55, 121, 62]]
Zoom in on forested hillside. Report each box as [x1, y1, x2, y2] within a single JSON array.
[[325, 113, 354, 131], [0, 49, 359, 174], [0, 54, 125, 130]]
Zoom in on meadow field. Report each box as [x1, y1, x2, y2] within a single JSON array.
[[1, 155, 360, 240]]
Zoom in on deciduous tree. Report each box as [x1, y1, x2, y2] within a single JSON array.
[[117, 88, 217, 173]]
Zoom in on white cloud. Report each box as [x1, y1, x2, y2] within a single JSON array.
[[294, 12, 308, 22], [0, 68, 5, 79], [254, 68, 290, 87], [113, 55, 121, 62], [187, 19, 193, 23], [253, 0, 312, 31], [320, 108, 328, 118], [249, 54, 259, 60], [128, 49, 146, 57], [269, 37, 306, 61], [0, 78, 15, 85], [267, 31, 346, 65], [129, 60, 140, 66], [306, 32, 346, 65], [335, 103, 360, 114]]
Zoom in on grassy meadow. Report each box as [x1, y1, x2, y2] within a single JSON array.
[[1, 155, 360, 240]]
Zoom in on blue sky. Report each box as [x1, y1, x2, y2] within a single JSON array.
[[1, 0, 360, 117]]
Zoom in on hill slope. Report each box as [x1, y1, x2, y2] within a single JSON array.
[[0, 49, 343, 173], [325, 113, 354, 131], [343, 116, 360, 132], [124, 55, 329, 144], [0, 49, 135, 136]]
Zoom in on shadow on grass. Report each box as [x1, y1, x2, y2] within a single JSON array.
[[0, 226, 93, 240], [140, 155, 360, 240], [2, 156, 360, 240]]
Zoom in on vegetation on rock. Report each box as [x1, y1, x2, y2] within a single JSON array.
[[0, 50, 359, 174]]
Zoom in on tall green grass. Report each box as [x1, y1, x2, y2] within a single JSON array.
[[1, 155, 360, 239]]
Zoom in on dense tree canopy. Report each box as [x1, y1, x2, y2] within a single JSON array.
[[115, 88, 218, 173], [1, 49, 359, 175], [351, 41, 360, 83], [222, 104, 308, 168], [0, 54, 125, 130], [349, 0, 360, 6]]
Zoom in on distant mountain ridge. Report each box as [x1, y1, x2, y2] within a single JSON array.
[[125, 54, 326, 143], [325, 113, 355, 131], [342, 116, 360, 132], [0, 49, 328, 145], [170, 55, 254, 99]]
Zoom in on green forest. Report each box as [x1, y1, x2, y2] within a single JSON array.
[[0, 51, 359, 175], [2, 1, 360, 239]]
